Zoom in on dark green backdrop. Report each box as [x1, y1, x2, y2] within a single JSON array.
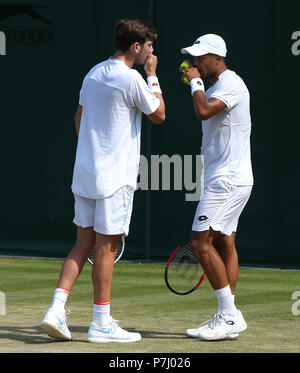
[[0, 0, 299, 268]]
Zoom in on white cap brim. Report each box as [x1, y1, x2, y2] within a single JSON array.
[[181, 45, 209, 56]]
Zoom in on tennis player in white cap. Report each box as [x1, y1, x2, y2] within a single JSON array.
[[179, 34, 254, 341]]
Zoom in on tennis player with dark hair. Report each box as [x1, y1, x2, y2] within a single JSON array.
[[41, 17, 165, 343], [179, 34, 253, 340]]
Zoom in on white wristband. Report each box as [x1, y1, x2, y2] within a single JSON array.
[[190, 78, 205, 95], [147, 76, 162, 94]]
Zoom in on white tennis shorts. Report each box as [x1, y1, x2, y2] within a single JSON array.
[[192, 180, 252, 236], [73, 186, 134, 236]]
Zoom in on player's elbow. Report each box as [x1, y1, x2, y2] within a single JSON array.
[[153, 113, 166, 124], [148, 111, 166, 124], [197, 114, 210, 121], [195, 109, 210, 121]]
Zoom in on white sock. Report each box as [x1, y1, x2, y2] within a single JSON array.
[[214, 285, 237, 318], [93, 301, 110, 327], [50, 287, 70, 314]]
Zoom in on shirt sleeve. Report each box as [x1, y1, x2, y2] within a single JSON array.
[[79, 74, 88, 105], [79, 88, 83, 105], [210, 78, 243, 110], [130, 71, 160, 115]]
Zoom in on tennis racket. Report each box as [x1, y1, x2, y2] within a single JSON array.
[[164, 241, 206, 295], [87, 235, 125, 265]]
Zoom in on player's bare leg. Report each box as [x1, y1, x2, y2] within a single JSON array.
[[92, 233, 120, 303], [187, 229, 247, 341], [41, 226, 95, 340], [57, 226, 95, 291], [88, 232, 141, 343], [190, 229, 228, 290], [213, 232, 238, 294]]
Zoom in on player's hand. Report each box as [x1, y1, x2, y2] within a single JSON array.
[[182, 66, 201, 83], [144, 53, 158, 76]]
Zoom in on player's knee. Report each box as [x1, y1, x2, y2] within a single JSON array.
[[213, 234, 236, 253], [190, 239, 210, 258]]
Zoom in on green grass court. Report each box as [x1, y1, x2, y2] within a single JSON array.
[[0, 257, 299, 353]]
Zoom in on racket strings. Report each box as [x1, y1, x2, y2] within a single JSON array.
[[167, 243, 203, 294], [88, 237, 124, 264]]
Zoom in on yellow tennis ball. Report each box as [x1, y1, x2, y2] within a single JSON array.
[[180, 61, 190, 85], [180, 61, 190, 69]]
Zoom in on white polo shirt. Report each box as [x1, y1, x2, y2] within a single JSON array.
[[71, 58, 160, 199], [201, 69, 254, 187]]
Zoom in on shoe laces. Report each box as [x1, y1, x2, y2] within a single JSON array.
[[198, 313, 223, 329], [108, 316, 120, 333], [64, 309, 71, 321]]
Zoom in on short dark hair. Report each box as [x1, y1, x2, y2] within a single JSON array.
[[114, 17, 157, 52]]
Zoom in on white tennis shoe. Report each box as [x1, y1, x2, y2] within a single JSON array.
[[88, 317, 141, 343], [186, 310, 247, 341], [40, 308, 72, 341]]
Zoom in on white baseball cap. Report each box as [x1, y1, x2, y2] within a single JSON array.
[[181, 34, 227, 57]]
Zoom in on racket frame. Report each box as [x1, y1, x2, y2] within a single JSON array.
[[164, 242, 206, 295], [87, 235, 125, 265]]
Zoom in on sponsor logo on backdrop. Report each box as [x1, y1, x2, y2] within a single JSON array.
[[291, 31, 300, 56], [0, 3, 55, 50]]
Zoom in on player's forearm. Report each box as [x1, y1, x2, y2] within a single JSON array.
[[193, 91, 211, 120], [153, 92, 166, 122], [146, 74, 165, 124], [193, 93, 226, 121], [147, 92, 165, 124]]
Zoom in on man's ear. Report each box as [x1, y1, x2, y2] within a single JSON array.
[[131, 42, 141, 55], [216, 55, 222, 65]]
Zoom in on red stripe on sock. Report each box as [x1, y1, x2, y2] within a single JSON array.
[[94, 301, 110, 305], [56, 287, 70, 294]]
